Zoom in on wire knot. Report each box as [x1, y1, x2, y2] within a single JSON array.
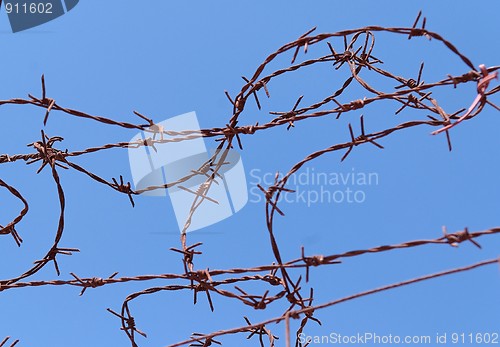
[[111, 175, 136, 207], [27, 131, 68, 174], [443, 227, 482, 249]]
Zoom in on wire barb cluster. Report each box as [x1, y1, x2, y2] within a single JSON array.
[[1, 11, 499, 347], [0, 337, 19, 347]]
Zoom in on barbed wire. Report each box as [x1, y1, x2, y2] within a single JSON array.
[[168, 257, 500, 347], [0, 11, 498, 347], [0, 337, 19, 347]]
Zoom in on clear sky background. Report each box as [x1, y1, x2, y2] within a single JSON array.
[[0, 1, 499, 346]]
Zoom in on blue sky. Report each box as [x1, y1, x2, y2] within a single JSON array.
[[0, 1, 499, 346]]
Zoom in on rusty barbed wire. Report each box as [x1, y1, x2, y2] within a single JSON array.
[[1, 227, 496, 294], [166, 257, 500, 347], [1, 11, 499, 347], [0, 337, 19, 347]]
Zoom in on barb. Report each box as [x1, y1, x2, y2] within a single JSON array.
[[0, 337, 19, 347], [0, 179, 28, 246], [432, 64, 499, 134]]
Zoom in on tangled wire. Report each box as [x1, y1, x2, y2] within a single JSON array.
[[1, 11, 499, 347]]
